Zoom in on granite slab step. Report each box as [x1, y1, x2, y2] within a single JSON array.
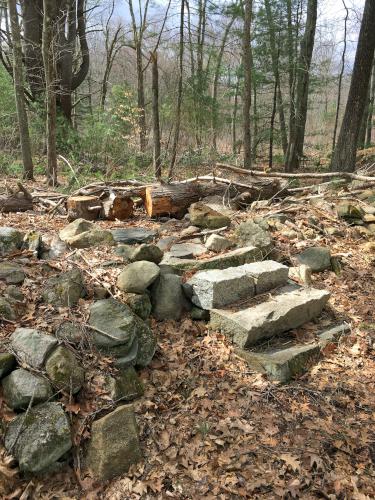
[[210, 287, 330, 348]]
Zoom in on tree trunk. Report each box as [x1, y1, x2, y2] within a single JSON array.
[[136, 42, 147, 152], [366, 58, 375, 146], [8, 0, 34, 180], [242, 0, 253, 169], [151, 51, 161, 179], [269, 78, 278, 169], [264, 0, 288, 155], [358, 83, 371, 150], [232, 74, 239, 154], [43, 0, 57, 186], [67, 195, 102, 220], [331, 0, 375, 172], [285, 0, 317, 172], [168, 0, 184, 179]]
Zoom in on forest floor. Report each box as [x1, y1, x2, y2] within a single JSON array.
[[1, 173, 375, 499]]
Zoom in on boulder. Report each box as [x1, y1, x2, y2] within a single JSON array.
[[151, 274, 184, 320], [111, 227, 157, 245], [188, 267, 255, 310], [129, 244, 163, 264], [0, 297, 17, 321], [59, 218, 94, 242], [205, 234, 233, 252], [5, 402, 72, 473], [189, 202, 230, 229], [133, 319, 157, 367], [242, 261, 289, 294], [288, 265, 312, 285], [0, 227, 23, 256], [24, 231, 42, 257], [297, 246, 332, 272], [55, 322, 85, 344], [123, 293, 152, 320], [45, 346, 85, 394], [92, 286, 109, 299], [0, 262, 25, 284], [190, 306, 210, 321], [2, 368, 53, 410], [42, 269, 86, 307], [117, 261, 160, 294], [157, 236, 178, 252], [105, 367, 143, 402], [168, 242, 206, 259], [234, 220, 273, 255], [336, 202, 364, 223], [0, 352, 16, 378], [48, 236, 68, 259], [85, 405, 141, 481], [11, 328, 57, 368], [65, 229, 114, 249], [5, 285, 25, 302]]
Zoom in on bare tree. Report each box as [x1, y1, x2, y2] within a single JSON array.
[[8, 0, 34, 179], [242, 0, 253, 169], [331, 0, 375, 172], [151, 51, 161, 179]]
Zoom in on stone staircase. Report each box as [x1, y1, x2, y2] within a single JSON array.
[[187, 261, 349, 382]]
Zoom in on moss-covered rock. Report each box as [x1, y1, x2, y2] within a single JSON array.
[[42, 269, 86, 307], [123, 292, 152, 320], [105, 367, 143, 402], [0, 227, 23, 256], [0, 352, 16, 378], [0, 262, 25, 284], [45, 346, 84, 394], [189, 202, 230, 229], [2, 368, 53, 410]]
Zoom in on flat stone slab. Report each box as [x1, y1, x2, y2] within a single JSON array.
[[188, 267, 255, 310], [11, 328, 57, 369], [236, 322, 350, 382], [160, 246, 262, 273], [169, 242, 206, 259], [210, 287, 330, 348], [111, 228, 157, 245], [243, 261, 289, 294]]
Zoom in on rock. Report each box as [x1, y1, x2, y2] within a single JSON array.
[[234, 220, 273, 255], [105, 367, 143, 402], [65, 229, 114, 249], [2, 368, 53, 410], [191, 306, 210, 321], [151, 274, 184, 320], [88, 298, 156, 367], [114, 244, 133, 260], [0, 262, 25, 284], [243, 261, 289, 294], [168, 242, 206, 259], [288, 265, 312, 285], [189, 202, 230, 229], [5, 285, 25, 302], [5, 402, 72, 473], [123, 293, 152, 320], [59, 218, 94, 242], [11, 328, 57, 369], [205, 234, 233, 252], [45, 346, 84, 394], [318, 323, 351, 345], [0, 227, 23, 255], [159, 246, 262, 273], [325, 226, 344, 237], [0, 297, 17, 320], [297, 246, 331, 272], [157, 236, 178, 251], [43, 269, 86, 307], [336, 202, 364, 223], [236, 343, 322, 383], [93, 286, 109, 299], [210, 287, 331, 348], [48, 236, 68, 259], [129, 244, 163, 264], [85, 405, 141, 481], [0, 352, 16, 378], [111, 227, 157, 245], [281, 229, 299, 240], [55, 322, 85, 344], [117, 261, 160, 294], [188, 267, 255, 310], [180, 226, 200, 237]]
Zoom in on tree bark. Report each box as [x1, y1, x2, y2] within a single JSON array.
[[242, 0, 253, 169], [151, 51, 161, 179], [285, 0, 317, 172], [366, 58, 375, 146], [331, 0, 375, 172], [8, 0, 34, 180], [43, 0, 57, 186]]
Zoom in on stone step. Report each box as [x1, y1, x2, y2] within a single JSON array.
[[159, 246, 262, 273], [236, 323, 350, 382], [210, 287, 330, 348], [188, 261, 288, 310]]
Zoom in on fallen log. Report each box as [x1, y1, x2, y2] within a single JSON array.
[[67, 195, 102, 221], [216, 162, 375, 183], [0, 182, 33, 212], [101, 194, 134, 220]]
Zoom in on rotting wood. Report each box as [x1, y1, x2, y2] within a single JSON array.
[[67, 195, 102, 221], [101, 194, 134, 220]]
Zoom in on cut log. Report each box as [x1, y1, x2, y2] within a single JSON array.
[[101, 194, 134, 220], [0, 194, 33, 212], [67, 195, 102, 221]]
